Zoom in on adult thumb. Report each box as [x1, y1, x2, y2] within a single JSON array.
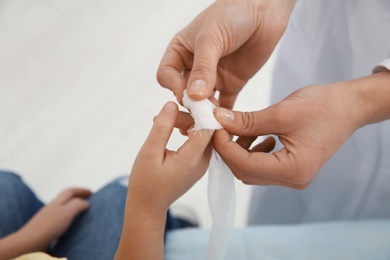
[[187, 35, 221, 101], [214, 107, 277, 137]]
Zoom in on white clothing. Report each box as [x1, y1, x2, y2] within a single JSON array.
[[374, 58, 390, 73], [165, 220, 390, 260], [248, 0, 390, 224]]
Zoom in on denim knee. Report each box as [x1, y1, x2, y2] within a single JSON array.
[[110, 175, 129, 188], [0, 170, 24, 196], [50, 176, 128, 259]]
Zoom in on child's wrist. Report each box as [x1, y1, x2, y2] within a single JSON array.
[[125, 196, 168, 223], [17, 227, 49, 252], [116, 197, 167, 260]]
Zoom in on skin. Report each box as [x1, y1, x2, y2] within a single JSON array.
[[4, 0, 389, 257], [157, 0, 390, 188], [213, 72, 390, 189], [157, 0, 296, 109], [115, 102, 213, 260], [1, 103, 209, 260], [0, 188, 91, 260]]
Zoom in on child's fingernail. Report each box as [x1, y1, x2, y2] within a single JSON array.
[[189, 80, 207, 96], [216, 107, 235, 122], [162, 102, 177, 113]]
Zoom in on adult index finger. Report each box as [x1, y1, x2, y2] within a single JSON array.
[[213, 129, 304, 185], [157, 44, 193, 104]]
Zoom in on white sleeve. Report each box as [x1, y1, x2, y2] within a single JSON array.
[[372, 58, 390, 73]]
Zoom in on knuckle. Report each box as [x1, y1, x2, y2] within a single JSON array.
[[156, 70, 165, 87], [239, 112, 256, 134], [60, 189, 73, 199], [232, 171, 244, 181], [154, 122, 171, 136], [156, 69, 172, 91], [272, 102, 294, 126], [231, 167, 248, 182], [294, 182, 311, 190], [197, 28, 224, 55], [74, 197, 89, 207], [278, 152, 315, 186], [191, 57, 213, 75]]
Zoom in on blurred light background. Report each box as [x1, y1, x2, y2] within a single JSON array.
[[0, 0, 274, 227]]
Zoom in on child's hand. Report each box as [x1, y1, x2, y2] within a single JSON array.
[[13, 188, 91, 255], [116, 101, 213, 260], [127, 101, 213, 213]]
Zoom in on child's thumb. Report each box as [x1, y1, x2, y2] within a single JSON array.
[[142, 102, 178, 160]]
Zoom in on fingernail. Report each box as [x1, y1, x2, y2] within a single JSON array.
[[216, 107, 234, 122], [189, 80, 207, 96], [162, 102, 176, 113]]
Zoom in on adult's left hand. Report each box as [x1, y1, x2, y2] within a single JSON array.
[[213, 82, 364, 189]]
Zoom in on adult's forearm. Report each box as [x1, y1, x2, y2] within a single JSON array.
[[341, 71, 390, 128]]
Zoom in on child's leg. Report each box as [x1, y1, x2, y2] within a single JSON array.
[[50, 176, 128, 260], [51, 176, 192, 259], [0, 170, 44, 238]]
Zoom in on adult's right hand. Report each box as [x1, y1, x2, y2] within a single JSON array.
[[157, 0, 295, 109]]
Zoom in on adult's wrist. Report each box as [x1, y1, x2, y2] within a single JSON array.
[[341, 72, 390, 128], [255, 0, 296, 27]]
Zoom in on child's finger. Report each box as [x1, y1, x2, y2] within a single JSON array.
[[141, 102, 178, 161], [177, 129, 213, 161], [52, 188, 92, 205], [175, 111, 194, 132], [64, 198, 90, 216]]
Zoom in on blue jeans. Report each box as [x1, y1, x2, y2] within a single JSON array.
[[0, 170, 184, 260]]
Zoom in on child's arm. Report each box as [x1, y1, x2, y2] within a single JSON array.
[[115, 102, 213, 260], [0, 188, 91, 260]]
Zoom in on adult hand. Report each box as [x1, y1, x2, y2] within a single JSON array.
[[19, 188, 91, 251], [157, 0, 295, 109], [213, 83, 365, 189]]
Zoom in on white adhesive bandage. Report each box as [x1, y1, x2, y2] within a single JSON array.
[[182, 90, 235, 260], [182, 90, 223, 132]]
